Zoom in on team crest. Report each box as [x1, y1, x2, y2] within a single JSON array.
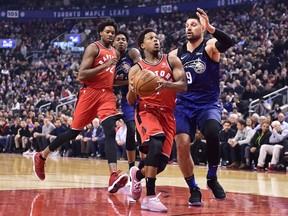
[[183, 59, 206, 74], [117, 62, 131, 74]]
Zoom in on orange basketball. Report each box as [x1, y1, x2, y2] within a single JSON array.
[[133, 69, 159, 97]]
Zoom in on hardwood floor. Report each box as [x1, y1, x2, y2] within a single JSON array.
[[0, 154, 288, 215]]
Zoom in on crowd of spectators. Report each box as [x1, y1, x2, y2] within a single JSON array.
[[0, 0, 193, 10], [0, 0, 287, 169]]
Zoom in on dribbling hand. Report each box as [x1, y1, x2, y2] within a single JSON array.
[[156, 78, 169, 92]]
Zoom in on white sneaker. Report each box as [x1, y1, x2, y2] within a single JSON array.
[[141, 193, 167, 212], [130, 166, 142, 200], [23, 149, 32, 155], [51, 151, 61, 157]]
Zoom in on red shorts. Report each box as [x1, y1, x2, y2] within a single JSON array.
[[135, 105, 175, 157], [71, 87, 120, 130]]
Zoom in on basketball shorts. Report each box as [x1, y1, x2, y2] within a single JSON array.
[[174, 101, 222, 141], [121, 99, 135, 123], [135, 105, 175, 157], [71, 87, 120, 130]]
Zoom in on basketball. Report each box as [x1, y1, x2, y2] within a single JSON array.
[[133, 69, 159, 97]]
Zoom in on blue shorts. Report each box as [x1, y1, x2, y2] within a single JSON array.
[[121, 100, 135, 123], [174, 101, 222, 142]]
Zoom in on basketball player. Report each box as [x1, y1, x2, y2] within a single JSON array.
[[33, 19, 129, 194], [127, 28, 187, 212], [169, 8, 234, 205], [113, 31, 142, 171]]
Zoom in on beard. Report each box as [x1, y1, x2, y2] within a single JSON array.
[[187, 33, 201, 43]]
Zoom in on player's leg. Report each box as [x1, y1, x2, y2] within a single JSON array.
[[125, 120, 136, 170], [101, 114, 129, 193], [198, 106, 226, 200], [140, 136, 168, 212], [174, 107, 201, 206], [98, 92, 128, 193], [33, 88, 97, 181]]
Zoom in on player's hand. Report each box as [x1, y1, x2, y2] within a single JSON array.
[[106, 57, 118, 67], [196, 8, 211, 30], [250, 147, 256, 153], [129, 75, 136, 93], [156, 78, 169, 92]]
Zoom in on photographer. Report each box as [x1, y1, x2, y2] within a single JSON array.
[[255, 97, 271, 116]]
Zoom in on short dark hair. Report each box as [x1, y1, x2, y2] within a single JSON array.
[[97, 19, 118, 34], [238, 119, 246, 127], [115, 30, 129, 42], [223, 120, 231, 125], [186, 13, 200, 22], [137, 28, 155, 50]]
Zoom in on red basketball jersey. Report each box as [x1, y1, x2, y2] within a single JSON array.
[[137, 54, 176, 111], [82, 41, 117, 90]]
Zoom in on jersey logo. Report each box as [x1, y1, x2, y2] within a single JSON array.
[[183, 58, 206, 74], [181, 55, 188, 60], [117, 62, 131, 74]]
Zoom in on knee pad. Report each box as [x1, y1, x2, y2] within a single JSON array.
[[157, 155, 169, 174], [203, 120, 221, 140], [101, 117, 116, 138], [144, 136, 165, 167], [126, 121, 136, 151], [66, 129, 81, 140]]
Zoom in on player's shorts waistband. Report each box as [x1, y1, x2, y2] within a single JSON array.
[[138, 103, 173, 112], [82, 85, 113, 92]]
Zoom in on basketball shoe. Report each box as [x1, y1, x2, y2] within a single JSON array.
[[207, 176, 226, 200], [189, 187, 202, 206], [141, 193, 167, 212], [129, 166, 142, 200], [108, 170, 129, 193], [33, 152, 46, 180]]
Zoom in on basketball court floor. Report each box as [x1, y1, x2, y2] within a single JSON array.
[[0, 154, 288, 215]]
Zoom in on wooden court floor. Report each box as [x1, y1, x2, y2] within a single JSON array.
[[0, 154, 288, 215]]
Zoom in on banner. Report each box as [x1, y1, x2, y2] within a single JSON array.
[[0, 0, 249, 20]]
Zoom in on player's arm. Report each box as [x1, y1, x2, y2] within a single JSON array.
[[114, 79, 128, 86], [129, 48, 142, 64], [196, 8, 234, 61], [114, 48, 142, 86], [168, 48, 178, 56], [126, 65, 140, 106], [78, 43, 117, 81], [156, 55, 187, 93]]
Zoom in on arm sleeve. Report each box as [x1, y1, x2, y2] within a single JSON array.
[[212, 28, 235, 53]]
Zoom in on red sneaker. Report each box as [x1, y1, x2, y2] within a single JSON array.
[[33, 152, 46, 180], [108, 170, 129, 193], [267, 164, 276, 171]]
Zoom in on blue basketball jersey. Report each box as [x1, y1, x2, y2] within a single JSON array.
[[116, 50, 134, 96], [116, 50, 136, 122], [175, 40, 222, 139], [177, 40, 220, 106]]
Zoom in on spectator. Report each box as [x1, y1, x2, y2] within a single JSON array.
[[46, 118, 69, 157], [89, 118, 105, 158], [257, 120, 288, 171], [227, 119, 254, 169], [240, 120, 271, 170], [277, 112, 288, 130], [219, 120, 236, 166], [0, 118, 11, 152], [33, 117, 56, 151], [255, 97, 271, 116], [115, 119, 127, 160]]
